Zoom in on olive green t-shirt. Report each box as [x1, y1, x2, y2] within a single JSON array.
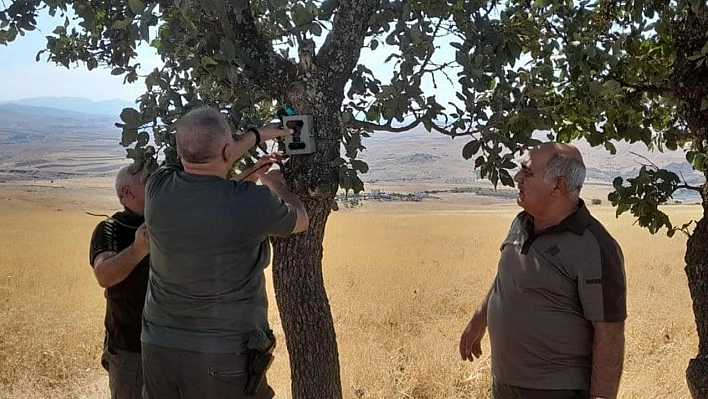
[[142, 166, 297, 353], [487, 202, 626, 390]]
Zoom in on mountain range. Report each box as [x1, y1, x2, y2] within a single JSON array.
[[0, 98, 703, 194], [0, 96, 135, 117]]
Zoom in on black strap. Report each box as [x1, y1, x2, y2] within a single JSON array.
[[247, 127, 261, 146]]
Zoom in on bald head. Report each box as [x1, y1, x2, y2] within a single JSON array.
[[176, 107, 232, 164], [534, 142, 586, 199]]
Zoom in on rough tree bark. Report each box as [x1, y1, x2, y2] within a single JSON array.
[[674, 10, 708, 399], [267, 2, 380, 398]]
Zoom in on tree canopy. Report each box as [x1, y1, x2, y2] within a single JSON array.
[[3, 0, 708, 397]]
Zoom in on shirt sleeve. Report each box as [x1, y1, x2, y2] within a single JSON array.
[[577, 232, 627, 322], [89, 220, 119, 267], [246, 184, 298, 237]]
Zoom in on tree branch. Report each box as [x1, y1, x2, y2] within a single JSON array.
[[629, 151, 660, 168], [675, 184, 703, 194], [350, 119, 422, 133], [617, 80, 675, 95], [316, 0, 380, 100], [212, 0, 299, 100]]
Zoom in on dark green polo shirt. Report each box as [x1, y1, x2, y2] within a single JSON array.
[[142, 166, 297, 353], [487, 201, 626, 390]]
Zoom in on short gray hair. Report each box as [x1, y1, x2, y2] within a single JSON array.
[[544, 153, 586, 199], [176, 107, 231, 163], [115, 165, 141, 198]]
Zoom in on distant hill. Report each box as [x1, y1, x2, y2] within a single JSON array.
[[0, 96, 135, 117], [0, 105, 116, 144], [0, 103, 114, 120]]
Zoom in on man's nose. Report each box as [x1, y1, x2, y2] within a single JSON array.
[[513, 170, 523, 183]]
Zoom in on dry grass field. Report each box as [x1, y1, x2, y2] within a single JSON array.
[[0, 191, 700, 399]]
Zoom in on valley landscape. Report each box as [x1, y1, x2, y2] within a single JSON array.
[[0, 99, 702, 398]]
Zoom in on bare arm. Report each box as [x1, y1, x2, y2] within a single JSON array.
[[260, 170, 309, 234], [460, 284, 494, 361], [590, 321, 625, 399], [93, 223, 149, 288], [231, 126, 294, 161]]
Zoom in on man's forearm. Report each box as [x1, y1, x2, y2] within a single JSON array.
[[590, 321, 625, 399], [232, 130, 258, 160], [94, 245, 147, 288], [268, 182, 308, 232]]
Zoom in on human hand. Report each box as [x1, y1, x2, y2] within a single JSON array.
[[259, 123, 294, 141], [259, 168, 288, 190], [459, 312, 487, 362], [133, 222, 150, 257], [233, 153, 287, 182]]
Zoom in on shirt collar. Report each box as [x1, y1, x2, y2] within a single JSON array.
[[520, 199, 590, 237]]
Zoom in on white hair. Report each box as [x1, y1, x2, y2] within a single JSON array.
[[544, 153, 586, 199], [114, 165, 140, 198]]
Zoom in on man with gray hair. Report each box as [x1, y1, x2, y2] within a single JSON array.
[[460, 142, 626, 399], [89, 165, 150, 399], [142, 107, 308, 399]]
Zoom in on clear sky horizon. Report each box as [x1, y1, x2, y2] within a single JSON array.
[[0, 9, 458, 109], [0, 10, 161, 103]]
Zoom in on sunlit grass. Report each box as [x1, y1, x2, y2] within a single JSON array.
[[0, 204, 700, 398]]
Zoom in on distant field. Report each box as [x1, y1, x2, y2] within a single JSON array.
[[0, 199, 700, 399]]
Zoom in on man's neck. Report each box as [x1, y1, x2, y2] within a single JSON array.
[[183, 162, 227, 179], [532, 199, 580, 232]]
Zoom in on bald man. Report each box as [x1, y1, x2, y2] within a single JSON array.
[[141, 107, 308, 399], [459, 143, 626, 399], [89, 165, 150, 399]]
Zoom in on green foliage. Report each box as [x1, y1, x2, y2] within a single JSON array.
[[590, 198, 602, 206], [608, 166, 697, 237], [2, 0, 706, 231]]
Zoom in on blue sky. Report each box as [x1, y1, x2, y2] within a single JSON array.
[[0, 10, 458, 108], [0, 11, 161, 103]]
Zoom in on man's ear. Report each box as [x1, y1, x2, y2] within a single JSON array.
[[120, 185, 134, 199], [222, 140, 232, 163], [553, 176, 568, 195]]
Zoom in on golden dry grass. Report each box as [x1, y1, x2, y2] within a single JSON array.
[[0, 201, 700, 398]]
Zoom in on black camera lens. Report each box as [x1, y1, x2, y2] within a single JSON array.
[[286, 120, 304, 134], [288, 142, 307, 150]]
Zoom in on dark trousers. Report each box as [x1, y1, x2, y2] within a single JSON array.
[[142, 343, 275, 399], [101, 346, 145, 399], [492, 380, 590, 399]]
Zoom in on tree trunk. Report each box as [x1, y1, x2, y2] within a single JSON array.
[[272, 200, 342, 399], [685, 183, 708, 398], [673, 10, 708, 398], [271, 83, 343, 399]]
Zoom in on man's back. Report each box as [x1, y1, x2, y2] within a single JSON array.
[[143, 166, 297, 354]]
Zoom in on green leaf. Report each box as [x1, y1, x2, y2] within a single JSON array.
[[128, 0, 146, 14], [499, 169, 515, 187], [201, 56, 218, 67], [111, 67, 126, 75], [351, 160, 369, 173], [120, 108, 142, 127], [462, 140, 481, 160], [292, 5, 313, 26], [269, 0, 289, 6], [318, 0, 339, 20], [111, 19, 132, 30]]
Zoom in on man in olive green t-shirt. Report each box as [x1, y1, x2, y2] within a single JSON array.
[[142, 107, 309, 399], [459, 143, 626, 399]]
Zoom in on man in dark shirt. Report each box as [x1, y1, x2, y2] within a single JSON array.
[[89, 165, 150, 399], [142, 107, 308, 399]]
